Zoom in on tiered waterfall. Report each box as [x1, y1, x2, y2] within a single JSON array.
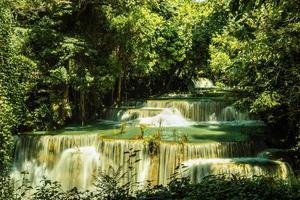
[[12, 97, 295, 191]]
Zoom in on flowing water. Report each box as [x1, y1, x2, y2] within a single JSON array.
[[181, 158, 293, 184], [13, 135, 261, 190], [106, 99, 250, 123], [12, 96, 295, 192]]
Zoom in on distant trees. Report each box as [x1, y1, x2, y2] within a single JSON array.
[[103, 0, 202, 97], [209, 0, 300, 149], [102, 0, 164, 102], [3, 0, 207, 133], [0, 0, 192, 135], [12, 0, 117, 129]]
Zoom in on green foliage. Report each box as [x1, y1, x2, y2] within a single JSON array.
[[11, 0, 117, 129], [192, 0, 231, 79], [144, 131, 161, 156], [0, 0, 14, 169], [91, 170, 134, 200], [0, 0, 37, 169], [251, 91, 280, 113], [33, 179, 90, 200], [0, 0, 220, 136], [0, 98, 14, 169], [138, 175, 300, 200], [209, 0, 300, 148], [2, 173, 299, 200], [101, 0, 206, 95], [0, 170, 32, 200]]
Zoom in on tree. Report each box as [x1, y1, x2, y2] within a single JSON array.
[[209, 0, 300, 148], [0, 0, 37, 169], [102, 0, 165, 103], [18, 0, 115, 128], [191, 0, 230, 80]]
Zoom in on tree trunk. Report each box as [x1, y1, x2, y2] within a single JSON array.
[[116, 75, 122, 106], [63, 84, 70, 118], [111, 88, 114, 105], [80, 90, 85, 126], [165, 66, 183, 92]]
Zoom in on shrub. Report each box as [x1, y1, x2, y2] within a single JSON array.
[[1, 172, 299, 200]]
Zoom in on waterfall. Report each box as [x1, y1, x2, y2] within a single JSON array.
[[121, 108, 163, 121], [52, 147, 99, 190], [105, 99, 251, 124], [99, 139, 151, 189], [12, 97, 294, 193], [192, 78, 215, 89], [12, 135, 100, 191], [13, 136, 153, 191], [157, 142, 256, 185], [181, 158, 293, 184], [138, 108, 192, 127], [12, 134, 292, 191], [146, 100, 250, 122]]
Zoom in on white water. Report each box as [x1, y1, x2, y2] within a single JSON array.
[[181, 158, 293, 184], [12, 134, 294, 191], [52, 147, 100, 190], [12, 97, 293, 192], [106, 99, 253, 125], [192, 78, 215, 88], [138, 108, 192, 127]]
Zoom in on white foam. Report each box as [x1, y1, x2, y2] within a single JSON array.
[[138, 108, 193, 127]]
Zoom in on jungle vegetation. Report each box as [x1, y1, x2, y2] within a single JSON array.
[[1, 174, 299, 200]]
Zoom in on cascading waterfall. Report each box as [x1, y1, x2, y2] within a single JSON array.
[[181, 158, 293, 184], [12, 96, 295, 192], [106, 99, 250, 124], [146, 100, 250, 122], [121, 108, 163, 121], [138, 108, 192, 127], [12, 134, 294, 191], [52, 147, 99, 190], [157, 141, 256, 185], [192, 78, 215, 89], [12, 135, 100, 190], [13, 135, 153, 191], [99, 139, 151, 189]]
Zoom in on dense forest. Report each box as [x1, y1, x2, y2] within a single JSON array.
[[0, 0, 299, 198]]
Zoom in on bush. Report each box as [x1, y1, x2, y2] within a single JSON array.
[[1, 173, 299, 200]]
